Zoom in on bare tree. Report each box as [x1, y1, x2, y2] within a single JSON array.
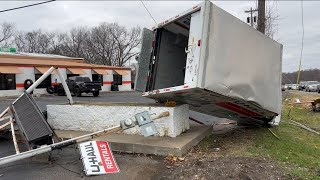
[[0, 22, 15, 47], [85, 23, 116, 65], [109, 23, 141, 67], [12, 22, 141, 67], [85, 23, 141, 67], [60, 27, 89, 58], [14, 29, 54, 53]]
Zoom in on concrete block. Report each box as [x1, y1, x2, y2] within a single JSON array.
[[47, 103, 189, 137], [55, 124, 212, 156]]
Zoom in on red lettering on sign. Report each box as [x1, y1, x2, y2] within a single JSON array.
[[96, 141, 120, 174]]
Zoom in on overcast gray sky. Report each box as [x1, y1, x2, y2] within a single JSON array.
[[0, 1, 318, 72]]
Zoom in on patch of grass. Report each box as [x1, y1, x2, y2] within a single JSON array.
[[282, 104, 320, 130], [250, 105, 320, 179]]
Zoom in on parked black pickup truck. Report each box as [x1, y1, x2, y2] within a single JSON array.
[[66, 76, 101, 97]]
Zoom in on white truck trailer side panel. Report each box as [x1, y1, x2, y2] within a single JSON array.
[[202, 4, 282, 114], [137, 2, 282, 125]]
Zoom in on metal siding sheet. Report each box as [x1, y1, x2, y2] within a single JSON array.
[[203, 4, 282, 114], [11, 93, 52, 142], [135, 28, 153, 92], [0, 66, 22, 74]]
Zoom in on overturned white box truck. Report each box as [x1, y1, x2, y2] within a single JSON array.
[[135, 1, 282, 126]]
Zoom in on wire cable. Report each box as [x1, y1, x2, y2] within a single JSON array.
[[293, 0, 304, 99], [140, 1, 157, 25], [0, 0, 56, 13]]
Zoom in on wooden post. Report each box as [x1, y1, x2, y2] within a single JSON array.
[[10, 117, 20, 154], [257, 0, 266, 34], [0, 120, 11, 130]]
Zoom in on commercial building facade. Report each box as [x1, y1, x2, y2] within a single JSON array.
[[0, 52, 131, 96]]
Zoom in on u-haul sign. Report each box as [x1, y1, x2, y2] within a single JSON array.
[[79, 141, 120, 176]]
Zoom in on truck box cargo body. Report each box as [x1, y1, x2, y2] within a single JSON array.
[[135, 1, 283, 126]]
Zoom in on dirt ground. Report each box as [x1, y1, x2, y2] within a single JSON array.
[[160, 156, 286, 180], [158, 128, 288, 180], [0, 127, 289, 180]]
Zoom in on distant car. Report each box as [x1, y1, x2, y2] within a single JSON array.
[[299, 81, 318, 91], [305, 82, 320, 92], [317, 84, 320, 93], [298, 81, 307, 90], [287, 84, 298, 90], [281, 85, 286, 91], [66, 76, 102, 97]]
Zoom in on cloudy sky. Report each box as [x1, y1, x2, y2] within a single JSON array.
[[0, 1, 318, 72]]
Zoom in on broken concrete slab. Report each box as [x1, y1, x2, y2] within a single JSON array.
[[55, 123, 212, 157], [47, 103, 189, 137]]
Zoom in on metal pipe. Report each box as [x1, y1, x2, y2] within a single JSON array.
[[0, 146, 52, 166], [0, 125, 120, 166], [56, 68, 73, 105], [26, 67, 56, 94], [0, 112, 169, 166]]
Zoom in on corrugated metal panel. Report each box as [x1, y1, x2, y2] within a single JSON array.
[[11, 93, 52, 143], [135, 28, 153, 92]]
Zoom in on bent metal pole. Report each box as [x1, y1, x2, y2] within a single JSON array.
[[56, 67, 73, 105], [0, 111, 170, 166], [0, 67, 57, 119], [0, 125, 121, 166]]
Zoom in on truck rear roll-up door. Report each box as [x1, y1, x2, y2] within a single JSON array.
[[135, 28, 153, 92]]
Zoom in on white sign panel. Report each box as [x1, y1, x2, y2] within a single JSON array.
[[79, 141, 120, 176]]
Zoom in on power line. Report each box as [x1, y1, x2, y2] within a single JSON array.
[[295, 0, 304, 86], [140, 1, 157, 25], [0, 0, 56, 13], [293, 0, 305, 100]]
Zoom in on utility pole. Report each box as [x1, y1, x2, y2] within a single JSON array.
[[257, 0, 266, 34], [245, 8, 257, 27]]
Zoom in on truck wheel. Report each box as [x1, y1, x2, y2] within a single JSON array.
[[57, 88, 65, 96], [93, 91, 99, 97], [46, 86, 55, 94], [75, 88, 81, 97]]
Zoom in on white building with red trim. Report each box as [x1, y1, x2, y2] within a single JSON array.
[[0, 52, 131, 97]]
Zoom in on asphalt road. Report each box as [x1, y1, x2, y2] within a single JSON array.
[[0, 91, 155, 113], [0, 91, 162, 180]]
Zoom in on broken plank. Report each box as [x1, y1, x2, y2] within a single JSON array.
[[10, 117, 20, 154]]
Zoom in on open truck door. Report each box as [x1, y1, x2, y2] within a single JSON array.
[[135, 28, 153, 92]]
